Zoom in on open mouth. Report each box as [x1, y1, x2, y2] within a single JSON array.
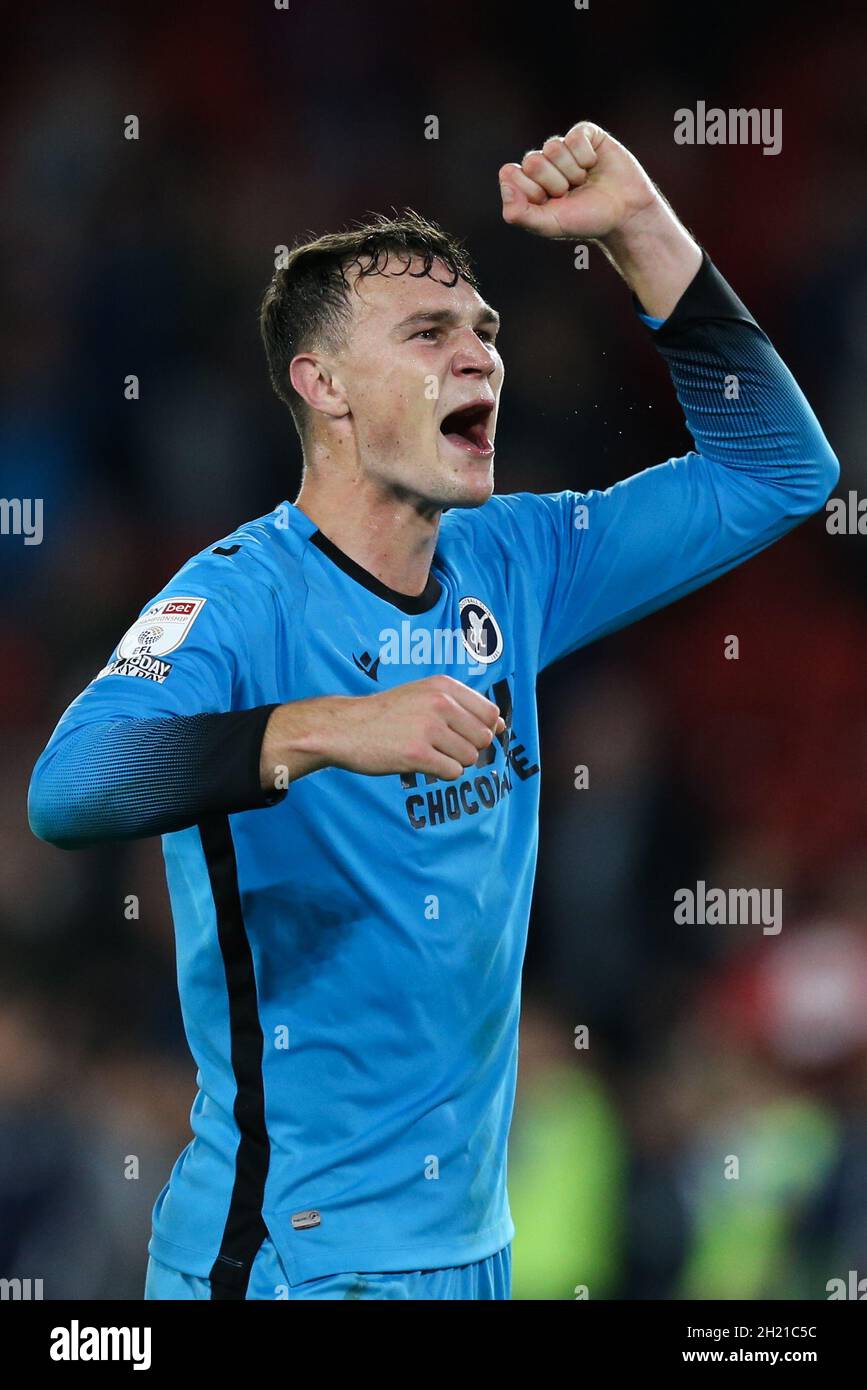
[[439, 401, 495, 458]]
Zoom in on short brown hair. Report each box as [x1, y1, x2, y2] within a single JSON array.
[[259, 209, 478, 443]]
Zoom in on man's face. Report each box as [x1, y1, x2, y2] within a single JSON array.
[[328, 254, 503, 511]]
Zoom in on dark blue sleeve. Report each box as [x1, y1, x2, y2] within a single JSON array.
[[491, 249, 840, 672], [28, 706, 284, 849]]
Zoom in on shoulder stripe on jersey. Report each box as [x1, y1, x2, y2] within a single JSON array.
[[199, 813, 270, 1299]]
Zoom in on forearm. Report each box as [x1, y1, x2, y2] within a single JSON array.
[[645, 250, 839, 502], [29, 706, 283, 849], [260, 677, 507, 788], [600, 182, 837, 499], [28, 695, 358, 849], [597, 192, 702, 319], [525, 247, 839, 664]]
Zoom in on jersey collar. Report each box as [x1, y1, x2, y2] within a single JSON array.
[[308, 527, 442, 615]]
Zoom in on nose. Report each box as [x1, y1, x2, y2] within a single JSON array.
[[451, 331, 497, 378]]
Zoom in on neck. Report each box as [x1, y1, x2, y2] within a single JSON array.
[[295, 465, 441, 598]]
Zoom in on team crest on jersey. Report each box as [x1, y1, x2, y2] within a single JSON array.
[[458, 596, 503, 665], [117, 597, 207, 660]]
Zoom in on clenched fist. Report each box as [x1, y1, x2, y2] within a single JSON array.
[[260, 675, 506, 791], [498, 120, 659, 241]]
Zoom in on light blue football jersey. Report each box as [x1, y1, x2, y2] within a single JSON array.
[[28, 255, 838, 1288]]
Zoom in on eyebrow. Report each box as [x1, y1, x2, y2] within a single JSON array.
[[393, 305, 501, 333]]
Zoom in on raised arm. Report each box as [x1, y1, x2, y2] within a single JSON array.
[[493, 120, 839, 672]]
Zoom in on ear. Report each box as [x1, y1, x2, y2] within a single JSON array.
[[289, 354, 350, 421]]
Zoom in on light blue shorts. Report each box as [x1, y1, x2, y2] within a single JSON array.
[[145, 1236, 511, 1300]]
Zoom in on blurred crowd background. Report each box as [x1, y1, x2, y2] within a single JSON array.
[[3, 0, 867, 1299]]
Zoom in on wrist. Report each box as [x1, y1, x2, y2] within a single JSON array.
[[598, 194, 702, 320], [259, 696, 357, 790], [599, 191, 684, 260]]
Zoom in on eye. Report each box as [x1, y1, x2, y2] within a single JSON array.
[[412, 328, 440, 341]]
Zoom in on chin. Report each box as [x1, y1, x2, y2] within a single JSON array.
[[444, 477, 494, 510], [438, 456, 495, 510]]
